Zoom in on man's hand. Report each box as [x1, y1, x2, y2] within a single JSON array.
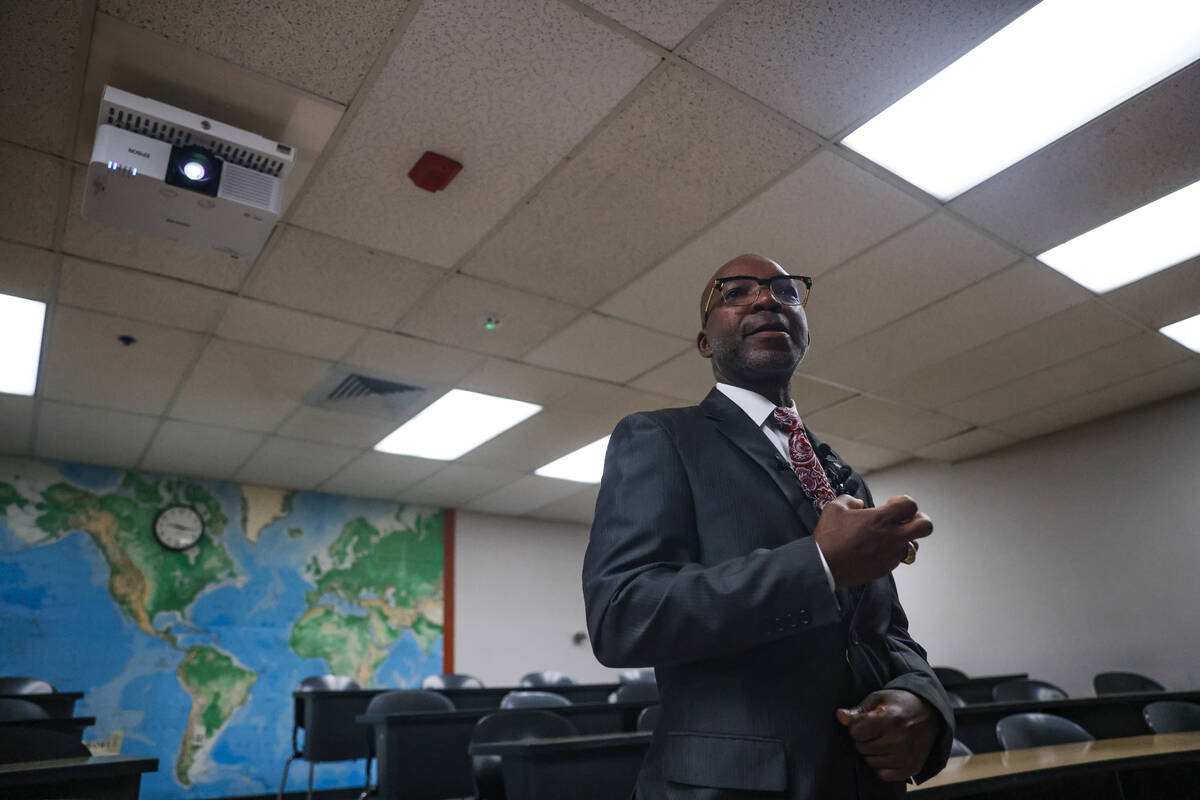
[[836, 689, 938, 782], [813, 495, 932, 588]]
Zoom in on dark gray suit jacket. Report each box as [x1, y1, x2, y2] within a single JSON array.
[[582, 389, 954, 799]]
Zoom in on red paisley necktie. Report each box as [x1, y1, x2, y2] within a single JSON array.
[[771, 407, 838, 511]]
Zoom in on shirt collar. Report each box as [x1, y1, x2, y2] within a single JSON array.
[[715, 383, 797, 428]]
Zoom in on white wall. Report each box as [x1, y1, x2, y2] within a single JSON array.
[[453, 510, 617, 686], [874, 390, 1200, 696]]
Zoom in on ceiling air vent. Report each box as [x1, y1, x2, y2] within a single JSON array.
[[303, 370, 428, 421]]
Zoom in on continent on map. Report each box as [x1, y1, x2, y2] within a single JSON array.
[[290, 513, 443, 685], [241, 485, 295, 544], [175, 645, 257, 784]]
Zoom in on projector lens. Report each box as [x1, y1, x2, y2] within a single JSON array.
[[166, 145, 222, 197], [182, 160, 207, 181]]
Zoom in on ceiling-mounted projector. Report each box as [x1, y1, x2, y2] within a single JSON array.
[[82, 86, 295, 260]]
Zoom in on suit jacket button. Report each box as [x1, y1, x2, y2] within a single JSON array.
[[798, 610, 811, 625]]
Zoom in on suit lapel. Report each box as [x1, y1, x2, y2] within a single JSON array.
[[699, 389, 821, 535]]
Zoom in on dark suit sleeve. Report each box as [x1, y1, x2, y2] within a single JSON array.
[[582, 413, 842, 668]]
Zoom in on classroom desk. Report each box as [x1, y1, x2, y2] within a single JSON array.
[[909, 731, 1200, 799], [470, 731, 652, 800], [437, 683, 621, 709], [0, 692, 83, 718], [940, 674, 1028, 705], [0, 716, 96, 739], [0, 754, 158, 800], [953, 690, 1200, 754]]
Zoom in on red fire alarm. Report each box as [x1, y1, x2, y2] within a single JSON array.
[[408, 151, 462, 192]]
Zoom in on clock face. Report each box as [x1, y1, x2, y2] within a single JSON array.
[[154, 505, 204, 551]]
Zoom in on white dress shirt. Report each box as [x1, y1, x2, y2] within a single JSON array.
[[715, 383, 837, 594]]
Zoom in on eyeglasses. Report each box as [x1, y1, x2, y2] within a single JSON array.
[[703, 275, 812, 322]]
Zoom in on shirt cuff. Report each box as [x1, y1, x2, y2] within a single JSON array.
[[814, 541, 836, 593]]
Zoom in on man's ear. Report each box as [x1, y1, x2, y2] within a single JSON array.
[[697, 330, 712, 359]]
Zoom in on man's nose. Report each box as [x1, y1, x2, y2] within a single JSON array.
[[753, 286, 781, 310]]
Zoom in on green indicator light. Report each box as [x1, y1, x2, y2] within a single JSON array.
[[484, 321, 498, 330]]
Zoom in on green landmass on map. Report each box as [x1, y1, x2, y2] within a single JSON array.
[[0, 481, 28, 515], [175, 645, 257, 784]]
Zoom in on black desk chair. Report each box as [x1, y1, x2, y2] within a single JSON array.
[[362, 690, 456, 797], [618, 668, 655, 684], [278, 675, 362, 800], [1093, 671, 1165, 695], [0, 727, 90, 764], [470, 709, 578, 800], [612, 682, 658, 704], [1143, 700, 1200, 733], [518, 671, 575, 688], [946, 691, 968, 708], [422, 673, 484, 690], [0, 697, 51, 721], [636, 705, 660, 732], [949, 738, 973, 757], [0, 676, 55, 695], [933, 667, 968, 686], [996, 713, 1094, 750], [992, 678, 1068, 703], [499, 691, 571, 710]]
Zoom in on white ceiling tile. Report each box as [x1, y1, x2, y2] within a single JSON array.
[[529, 483, 600, 525], [524, 314, 689, 382], [806, 396, 971, 452], [551, 379, 679, 419], [398, 463, 525, 508], [235, 436, 358, 491], [59, 257, 229, 333], [170, 339, 332, 431], [460, 63, 815, 306], [681, 0, 1034, 137], [951, 61, 1200, 253], [942, 333, 1193, 424], [598, 150, 930, 337], [465, 474, 585, 516], [98, 0, 412, 103], [456, 359, 591, 406], [41, 307, 207, 415], [1104, 257, 1200, 331], [458, 409, 614, 472], [62, 169, 251, 291], [319, 451, 443, 500], [0, 143, 64, 249], [878, 301, 1144, 409], [805, 213, 1019, 350], [992, 362, 1200, 440], [809, 432, 910, 474], [276, 406, 399, 448], [801, 261, 1090, 391], [0, 0, 82, 153], [0, 395, 36, 456], [292, 0, 659, 266], [629, 348, 711, 402], [397, 275, 580, 359], [0, 241, 57, 301], [246, 226, 444, 330], [792, 376, 857, 417], [217, 297, 364, 361], [914, 427, 1016, 463], [35, 401, 157, 468], [582, 0, 724, 48], [140, 420, 265, 479], [345, 332, 486, 387]]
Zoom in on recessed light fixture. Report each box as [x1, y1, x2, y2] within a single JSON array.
[[0, 293, 46, 396], [842, 0, 1200, 201], [1160, 313, 1200, 353], [1037, 178, 1200, 293], [373, 388, 541, 460], [535, 436, 611, 484]]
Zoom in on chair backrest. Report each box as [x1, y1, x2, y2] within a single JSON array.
[[0, 727, 90, 764], [0, 676, 55, 695], [613, 682, 659, 704], [949, 738, 973, 757], [618, 669, 655, 684], [1143, 701, 1200, 734], [946, 691, 968, 708], [933, 667, 968, 686], [470, 709, 578, 800], [518, 670, 575, 688], [422, 673, 484, 690], [1093, 671, 1165, 695], [992, 678, 1068, 703], [295, 675, 368, 763], [636, 705, 660, 732], [996, 713, 1094, 750], [298, 674, 361, 692], [499, 691, 571, 710], [0, 697, 51, 721], [366, 689, 457, 716]]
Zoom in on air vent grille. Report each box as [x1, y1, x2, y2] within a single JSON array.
[[218, 161, 280, 213], [303, 371, 428, 422]]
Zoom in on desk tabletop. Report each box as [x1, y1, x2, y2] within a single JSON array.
[[0, 716, 95, 729], [470, 731, 653, 756], [911, 731, 1200, 793], [0, 754, 158, 784], [357, 701, 650, 726]]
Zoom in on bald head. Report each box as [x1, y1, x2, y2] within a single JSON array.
[[699, 254, 787, 328]]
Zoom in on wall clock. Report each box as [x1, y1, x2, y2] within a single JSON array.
[[153, 505, 205, 551]]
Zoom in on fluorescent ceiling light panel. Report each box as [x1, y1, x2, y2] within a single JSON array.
[[1160, 313, 1200, 353], [535, 436, 611, 484], [0, 293, 47, 396], [842, 0, 1200, 201], [374, 388, 541, 460], [1037, 178, 1200, 292]]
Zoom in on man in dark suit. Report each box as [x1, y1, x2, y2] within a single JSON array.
[[582, 254, 953, 799]]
